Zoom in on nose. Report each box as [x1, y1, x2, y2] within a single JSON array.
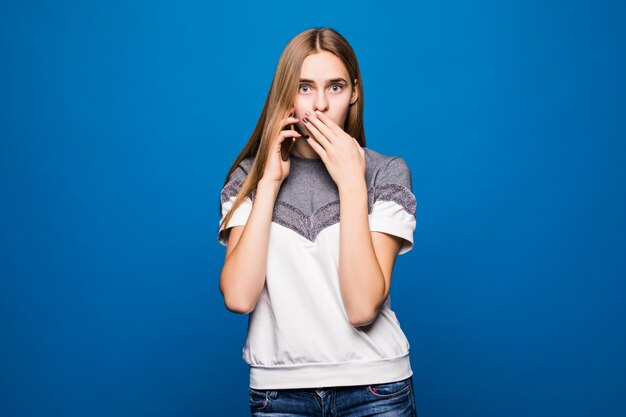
[[313, 91, 329, 112]]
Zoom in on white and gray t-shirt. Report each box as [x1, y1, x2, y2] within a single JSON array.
[[218, 147, 418, 389]]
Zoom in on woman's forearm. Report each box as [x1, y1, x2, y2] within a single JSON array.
[[219, 180, 281, 314], [337, 180, 386, 327]]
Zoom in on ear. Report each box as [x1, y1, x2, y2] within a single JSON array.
[[350, 78, 359, 105]]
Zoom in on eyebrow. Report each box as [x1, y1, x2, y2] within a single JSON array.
[[299, 78, 348, 85]]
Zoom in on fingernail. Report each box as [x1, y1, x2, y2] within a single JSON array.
[[303, 117, 309, 123], [305, 111, 311, 117]]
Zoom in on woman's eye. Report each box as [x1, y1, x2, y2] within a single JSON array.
[[299, 84, 343, 93]]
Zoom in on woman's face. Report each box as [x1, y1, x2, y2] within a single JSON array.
[[294, 51, 358, 136]]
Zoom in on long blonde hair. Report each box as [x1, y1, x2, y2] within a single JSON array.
[[219, 27, 366, 233]]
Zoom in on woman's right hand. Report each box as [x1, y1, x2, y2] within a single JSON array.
[[261, 109, 301, 184]]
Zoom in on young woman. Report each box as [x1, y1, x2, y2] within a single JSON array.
[[218, 27, 419, 416]]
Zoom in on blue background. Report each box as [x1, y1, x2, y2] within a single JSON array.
[[1, 0, 625, 416]]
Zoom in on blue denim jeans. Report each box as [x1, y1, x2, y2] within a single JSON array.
[[248, 376, 418, 416]]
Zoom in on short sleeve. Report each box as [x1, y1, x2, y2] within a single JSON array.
[[368, 157, 417, 255], [217, 164, 253, 247]]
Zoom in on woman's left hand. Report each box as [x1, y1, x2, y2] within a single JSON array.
[[303, 110, 366, 190]]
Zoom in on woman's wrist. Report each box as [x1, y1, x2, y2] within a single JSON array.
[[257, 178, 282, 197]]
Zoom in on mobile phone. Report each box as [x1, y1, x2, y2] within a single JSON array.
[[280, 112, 299, 161]]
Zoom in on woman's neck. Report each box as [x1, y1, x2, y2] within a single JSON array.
[[290, 138, 321, 159]]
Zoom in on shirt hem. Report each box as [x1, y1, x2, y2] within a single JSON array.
[[248, 351, 413, 389]]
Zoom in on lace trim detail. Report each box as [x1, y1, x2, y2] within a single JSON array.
[[272, 200, 342, 241], [220, 180, 256, 205], [272, 183, 416, 242], [221, 180, 415, 242], [371, 183, 417, 215]]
